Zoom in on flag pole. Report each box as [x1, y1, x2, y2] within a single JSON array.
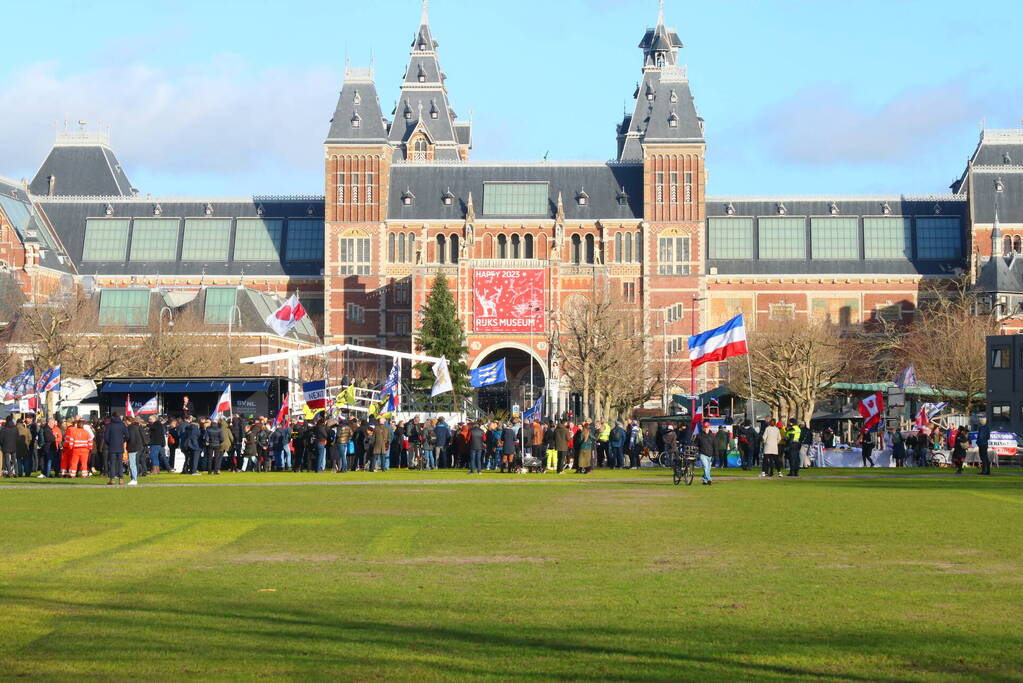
[[745, 351, 755, 424]]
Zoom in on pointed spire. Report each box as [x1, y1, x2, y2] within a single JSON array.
[[466, 192, 475, 222], [421, 0, 429, 26], [556, 192, 566, 223], [993, 177, 1005, 256], [657, 0, 665, 27]]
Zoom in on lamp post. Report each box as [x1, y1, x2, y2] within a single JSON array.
[[690, 296, 705, 421], [227, 305, 242, 354], [159, 306, 174, 335]]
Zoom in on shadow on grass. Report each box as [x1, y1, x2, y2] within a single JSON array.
[[3, 589, 1018, 680]]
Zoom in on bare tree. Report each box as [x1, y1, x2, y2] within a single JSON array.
[[877, 277, 995, 413], [727, 319, 849, 422]]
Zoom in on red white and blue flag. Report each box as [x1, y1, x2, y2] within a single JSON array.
[[303, 380, 328, 412], [125, 393, 136, 418], [915, 402, 947, 428], [272, 394, 290, 429], [858, 391, 885, 431], [211, 386, 233, 420], [265, 295, 308, 337], [688, 314, 748, 369]]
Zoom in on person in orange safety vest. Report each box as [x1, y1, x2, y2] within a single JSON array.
[[64, 420, 93, 478]]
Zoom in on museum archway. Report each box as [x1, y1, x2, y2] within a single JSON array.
[[473, 345, 546, 417]]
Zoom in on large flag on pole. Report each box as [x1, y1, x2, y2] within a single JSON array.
[[265, 295, 308, 337], [211, 386, 232, 420], [523, 392, 544, 422], [688, 315, 748, 369], [125, 393, 136, 418], [430, 358, 453, 397], [470, 359, 507, 388], [858, 391, 885, 430], [36, 366, 61, 393], [382, 358, 401, 411], [302, 380, 328, 412], [915, 402, 947, 428], [895, 365, 917, 390], [138, 396, 159, 415], [272, 394, 290, 428]]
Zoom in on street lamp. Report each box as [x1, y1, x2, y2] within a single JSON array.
[[227, 305, 242, 353]]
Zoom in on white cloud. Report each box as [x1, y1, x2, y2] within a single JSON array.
[[758, 80, 982, 166], [0, 58, 341, 189]]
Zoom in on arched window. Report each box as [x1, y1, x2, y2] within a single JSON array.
[[524, 234, 534, 259], [635, 232, 643, 262], [511, 234, 521, 259], [437, 234, 447, 264], [498, 234, 508, 259], [1014, 236, 1022, 254], [1003, 236, 1011, 255], [615, 233, 623, 262], [585, 235, 595, 265], [398, 233, 407, 263], [450, 234, 459, 264], [412, 138, 428, 161], [571, 235, 582, 264], [388, 233, 396, 262], [408, 234, 416, 263], [625, 233, 633, 262]]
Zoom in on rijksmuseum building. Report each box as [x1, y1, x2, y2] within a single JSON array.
[[0, 5, 1021, 414]]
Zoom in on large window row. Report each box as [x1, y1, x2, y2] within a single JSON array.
[[707, 216, 961, 261], [82, 217, 325, 263]]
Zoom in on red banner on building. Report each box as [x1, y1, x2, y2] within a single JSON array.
[[473, 269, 545, 334]]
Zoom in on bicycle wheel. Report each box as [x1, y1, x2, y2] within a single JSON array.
[[672, 457, 683, 485], [683, 459, 694, 486]]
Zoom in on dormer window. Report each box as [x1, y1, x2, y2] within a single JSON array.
[[353, 90, 361, 105], [429, 100, 439, 119], [256, 204, 265, 216], [670, 89, 678, 103], [417, 64, 427, 82], [204, 203, 214, 216], [933, 204, 942, 215], [777, 203, 787, 216], [668, 112, 679, 128], [881, 201, 892, 215], [725, 202, 735, 216], [153, 203, 162, 216], [442, 189, 455, 206], [351, 112, 361, 128], [104, 203, 113, 216], [829, 202, 840, 215], [403, 102, 413, 120], [645, 84, 655, 101], [1004, 152, 1013, 165], [616, 187, 629, 206], [576, 189, 589, 206], [401, 189, 416, 206]]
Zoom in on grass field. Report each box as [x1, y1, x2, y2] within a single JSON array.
[[1, 469, 1021, 680]]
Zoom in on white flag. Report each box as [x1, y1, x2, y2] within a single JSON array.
[[430, 358, 453, 397], [265, 295, 308, 337]]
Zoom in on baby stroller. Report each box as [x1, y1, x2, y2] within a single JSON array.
[[521, 447, 546, 473]]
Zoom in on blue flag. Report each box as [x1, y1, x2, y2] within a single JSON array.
[[523, 392, 544, 422], [470, 359, 507, 388], [895, 365, 916, 389]]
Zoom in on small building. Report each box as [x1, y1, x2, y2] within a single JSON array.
[[986, 335, 1023, 433]]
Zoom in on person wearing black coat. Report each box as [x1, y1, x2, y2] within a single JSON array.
[[0, 416, 18, 477], [694, 424, 717, 485], [103, 414, 130, 484], [147, 416, 169, 473], [126, 418, 145, 483], [230, 414, 244, 471], [205, 421, 223, 474], [736, 421, 756, 471], [179, 417, 201, 475]]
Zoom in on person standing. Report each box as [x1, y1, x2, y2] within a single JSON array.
[[468, 421, 485, 474], [15, 418, 33, 477], [554, 420, 571, 474], [952, 425, 968, 474], [0, 416, 17, 478], [205, 418, 223, 474], [434, 417, 451, 470], [761, 419, 782, 477], [976, 417, 992, 475], [714, 426, 730, 468], [147, 415, 169, 474], [858, 427, 875, 468], [736, 420, 755, 471], [695, 420, 717, 485], [336, 419, 352, 472], [891, 427, 906, 468], [373, 420, 391, 471], [576, 423, 594, 474], [501, 421, 519, 473], [104, 413, 129, 486], [241, 424, 259, 472], [608, 421, 626, 470], [125, 417, 145, 485], [219, 416, 235, 470], [65, 419, 92, 479], [180, 416, 201, 475], [785, 418, 802, 477]]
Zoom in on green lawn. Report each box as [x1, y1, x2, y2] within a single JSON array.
[[1, 470, 1020, 680]]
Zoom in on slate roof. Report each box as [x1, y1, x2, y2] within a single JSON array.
[[969, 168, 1023, 224], [705, 195, 968, 218], [325, 69, 390, 144], [37, 198, 325, 277], [974, 253, 1023, 294], [386, 11, 465, 161], [0, 176, 73, 273], [30, 139, 134, 197], [619, 13, 703, 160], [387, 163, 643, 221]]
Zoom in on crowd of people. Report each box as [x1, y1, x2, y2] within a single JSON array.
[[0, 409, 994, 485]]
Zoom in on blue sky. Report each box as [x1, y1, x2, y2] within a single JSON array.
[[0, 0, 1020, 197]]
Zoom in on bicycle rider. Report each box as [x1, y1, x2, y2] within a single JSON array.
[[695, 421, 717, 486]]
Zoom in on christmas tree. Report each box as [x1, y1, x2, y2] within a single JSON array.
[[414, 272, 470, 399]]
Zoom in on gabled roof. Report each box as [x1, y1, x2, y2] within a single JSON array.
[[29, 132, 134, 197]]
